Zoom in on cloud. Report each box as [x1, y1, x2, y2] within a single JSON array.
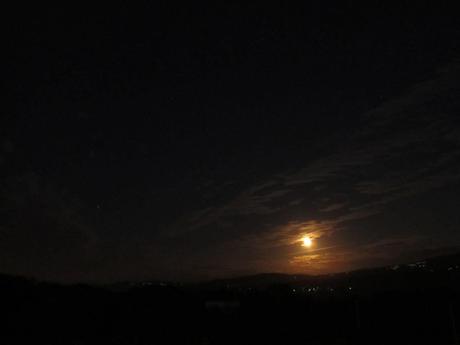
[[289, 235, 428, 273], [158, 61, 460, 276], [320, 203, 346, 212]]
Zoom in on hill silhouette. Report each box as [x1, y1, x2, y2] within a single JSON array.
[[2, 252, 460, 344]]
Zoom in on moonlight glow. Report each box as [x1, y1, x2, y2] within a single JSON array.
[[302, 236, 313, 247]]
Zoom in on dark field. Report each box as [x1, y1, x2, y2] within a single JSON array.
[[3, 255, 460, 345]]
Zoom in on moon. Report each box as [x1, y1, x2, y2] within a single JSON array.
[[302, 236, 313, 247]]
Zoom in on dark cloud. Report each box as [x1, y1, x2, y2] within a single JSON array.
[[4, 4, 460, 282], [4, 62, 456, 282], [158, 63, 460, 276]]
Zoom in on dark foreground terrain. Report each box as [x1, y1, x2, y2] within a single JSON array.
[[3, 253, 460, 345]]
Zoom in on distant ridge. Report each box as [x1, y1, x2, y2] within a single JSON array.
[[194, 251, 460, 291], [2, 251, 460, 290]]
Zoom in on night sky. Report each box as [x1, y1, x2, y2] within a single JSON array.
[[3, 2, 460, 283]]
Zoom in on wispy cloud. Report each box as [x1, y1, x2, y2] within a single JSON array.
[[161, 62, 460, 275]]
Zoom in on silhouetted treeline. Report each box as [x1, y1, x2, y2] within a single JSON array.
[[2, 254, 460, 344]]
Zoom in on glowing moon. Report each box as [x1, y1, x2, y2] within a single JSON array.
[[302, 236, 313, 247]]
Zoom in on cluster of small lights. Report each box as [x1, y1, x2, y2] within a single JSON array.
[[302, 286, 320, 293], [391, 261, 460, 272], [300, 286, 354, 294]]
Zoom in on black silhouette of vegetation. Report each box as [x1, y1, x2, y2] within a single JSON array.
[[2, 253, 460, 344]]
